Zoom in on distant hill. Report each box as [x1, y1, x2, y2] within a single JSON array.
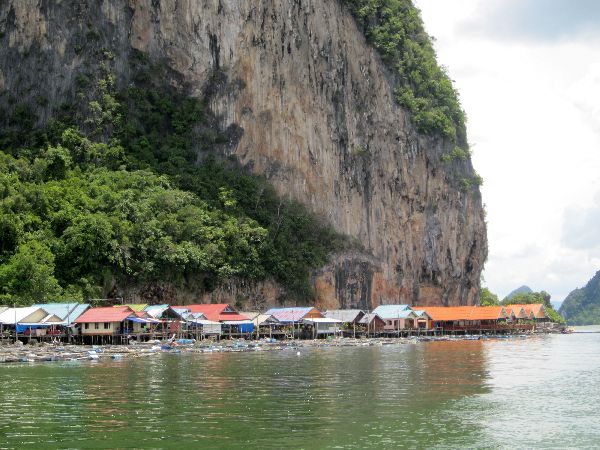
[[559, 271, 600, 325], [504, 285, 533, 301]]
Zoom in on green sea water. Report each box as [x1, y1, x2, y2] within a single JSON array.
[[1, 329, 600, 449]]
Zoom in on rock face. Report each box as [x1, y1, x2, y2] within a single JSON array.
[[0, 0, 487, 307]]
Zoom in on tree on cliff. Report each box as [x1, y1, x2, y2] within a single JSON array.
[[479, 287, 500, 306]]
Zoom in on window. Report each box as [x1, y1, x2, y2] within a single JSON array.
[[104, 322, 110, 329], [94, 323, 99, 330], [84, 323, 89, 329]]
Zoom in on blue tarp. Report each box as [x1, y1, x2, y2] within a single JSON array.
[[16, 323, 55, 333], [240, 323, 254, 333], [127, 317, 148, 323]]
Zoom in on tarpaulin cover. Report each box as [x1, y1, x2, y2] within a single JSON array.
[[127, 317, 148, 323], [16, 323, 56, 333]]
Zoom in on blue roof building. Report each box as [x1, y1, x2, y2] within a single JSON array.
[[371, 305, 413, 320], [33, 303, 90, 325]]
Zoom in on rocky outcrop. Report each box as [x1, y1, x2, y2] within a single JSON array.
[[559, 271, 600, 325], [0, 0, 487, 307]]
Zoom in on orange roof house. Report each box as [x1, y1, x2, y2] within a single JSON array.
[[504, 306, 529, 320], [416, 306, 509, 324], [507, 304, 549, 320]]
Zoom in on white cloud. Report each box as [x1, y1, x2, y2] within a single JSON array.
[[457, 0, 600, 42], [415, 0, 600, 300], [562, 192, 600, 251]]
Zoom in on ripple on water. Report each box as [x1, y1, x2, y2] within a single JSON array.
[[1, 335, 600, 449]]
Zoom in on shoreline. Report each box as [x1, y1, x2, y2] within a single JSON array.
[[0, 333, 551, 365]]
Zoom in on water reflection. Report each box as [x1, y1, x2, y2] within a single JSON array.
[[3, 335, 598, 449]]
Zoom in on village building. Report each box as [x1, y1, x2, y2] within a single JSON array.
[[265, 307, 324, 323], [0, 307, 64, 339], [324, 309, 365, 325], [323, 310, 365, 337], [74, 306, 137, 343], [127, 311, 162, 335], [358, 313, 386, 333], [302, 317, 343, 337], [504, 306, 528, 321], [417, 306, 512, 333], [265, 307, 324, 338], [144, 304, 170, 319], [411, 310, 434, 330], [167, 308, 220, 337], [177, 304, 251, 335], [240, 312, 282, 338], [31, 303, 90, 339], [508, 304, 549, 322], [372, 305, 418, 331]]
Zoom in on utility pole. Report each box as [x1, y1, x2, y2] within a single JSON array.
[[14, 303, 17, 344]]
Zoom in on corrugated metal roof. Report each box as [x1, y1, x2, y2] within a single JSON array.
[[40, 314, 64, 324], [265, 307, 320, 323], [188, 312, 207, 320], [33, 303, 91, 324], [144, 304, 170, 318], [239, 312, 281, 326], [359, 313, 385, 325], [74, 306, 134, 323], [411, 310, 432, 320], [303, 318, 343, 324], [0, 307, 49, 325], [69, 304, 91, 324], [371, 305, 412, 319], [323, 310, 365, 323]]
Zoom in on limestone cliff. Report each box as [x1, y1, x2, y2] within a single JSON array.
[[0, 0, 487, 307], [559, 271, 600, 325]]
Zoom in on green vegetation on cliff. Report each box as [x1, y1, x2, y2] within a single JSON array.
[[559, 271, 600, 325], [342, 0, 467, 145], [0, 52, 345, 304], [479, 287, 500, 306]]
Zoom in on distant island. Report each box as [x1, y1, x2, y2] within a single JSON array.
[[559, 271, 600, 325], [480, 286, 564, 324], [504, 285, 533, 301]]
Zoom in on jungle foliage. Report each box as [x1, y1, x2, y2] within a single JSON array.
[[0, 53, 346, 304]]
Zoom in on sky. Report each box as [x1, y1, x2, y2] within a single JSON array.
[[414, 0, 600, 303]]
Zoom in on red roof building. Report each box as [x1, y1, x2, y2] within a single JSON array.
[[75, 306, 135, 323], [74, 306, 136, 336], [176, 304, 248, 322]]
